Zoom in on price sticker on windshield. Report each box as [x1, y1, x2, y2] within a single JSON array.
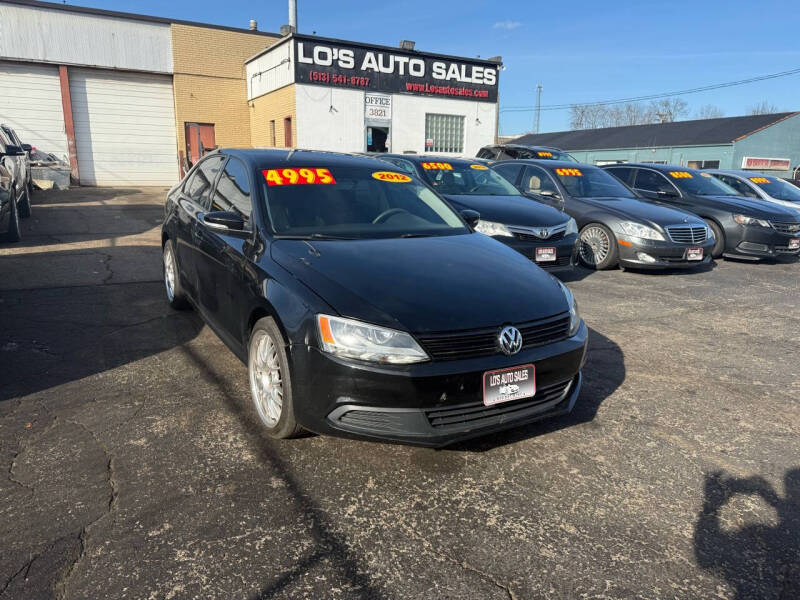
[[263, 168, 336, 186], [537, 151, 553, 157], [555, 168, 582, 176], [669, 171, 693, 179], [700, 173, 713, 177], [750, 177, 771, 184], [372, 171, 412, 183], [421, 162, 453, 170], [470, 164, 489, 170]]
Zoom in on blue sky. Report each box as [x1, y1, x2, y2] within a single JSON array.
[[80, 0, 800, 134]]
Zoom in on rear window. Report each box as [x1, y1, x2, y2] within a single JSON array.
[[419, 161, 520, 196], [509, 148, 577, 162], [261, 165, 467, 239]]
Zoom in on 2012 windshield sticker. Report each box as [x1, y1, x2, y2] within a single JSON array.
[[422, 162, 452, 170], [669, 171, 693, 179], [555, 168, 582, 176], [470, 164, 489, 170], [263, 168, 336, 186], [372, 171, 412, 183]]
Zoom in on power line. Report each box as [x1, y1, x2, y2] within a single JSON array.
[[499, 66, 800, 113]]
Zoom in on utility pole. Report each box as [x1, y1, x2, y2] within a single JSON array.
[[534, 84, 543, 134], [289, 0, 297, 32]]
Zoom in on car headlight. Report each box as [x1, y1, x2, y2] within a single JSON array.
[[565, 217, 578, 236], [474, 220, 514, 237], [317, 315, 429, 364], [615, 221, 665, 241], [733, 214, 770, 227], [556, 280, 581, 336], [706, 225, 715, 240]]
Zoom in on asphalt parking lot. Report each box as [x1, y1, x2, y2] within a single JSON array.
[[1, 187, 798, 599]]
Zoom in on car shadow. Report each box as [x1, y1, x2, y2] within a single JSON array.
[[693, 468, 800, 599], [621, 259, 718, 276], [447, 326, 625, 452]]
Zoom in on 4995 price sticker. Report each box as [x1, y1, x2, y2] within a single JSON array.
[[263, 168, 336, 186]]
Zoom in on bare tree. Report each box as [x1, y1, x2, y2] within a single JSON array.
[[569, 104, 611, 130], [647, 98, 689, 123], [607, 102, 651, 126], [747, 100, 779, 115], [695, 104, 725, 119]]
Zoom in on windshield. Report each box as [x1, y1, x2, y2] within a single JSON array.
[[420, 161, 521, 196], [668, 170, 741, 196], [261, 166, 468, 239], [748, 176, 800, 202], [551, 166, 636, 199], [512, 148, 577, 162]]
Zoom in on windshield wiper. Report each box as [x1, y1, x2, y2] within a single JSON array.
[[400, 232, 434, 238], [274, 233, 359, 240]]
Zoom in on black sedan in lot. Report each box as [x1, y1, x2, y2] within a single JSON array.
[[477, 144, 577, 162], [492, 160, 715, 270], [162, 150, 588, 446], [0, 130, 30, 242], [375, 154, 579, 272], [603, 163, 800, 260]]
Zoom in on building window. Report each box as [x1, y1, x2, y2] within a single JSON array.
[[284, 117, 293, 148], [269, 120, 276, 146], [425, 114, 464, 153], [687, 160, 720, 169], [640, 160, 667, 164]]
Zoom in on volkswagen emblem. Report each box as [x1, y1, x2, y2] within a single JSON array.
[[498, 326, 523, 355]]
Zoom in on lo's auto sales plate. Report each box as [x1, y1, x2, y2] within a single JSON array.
[[789, 238, 800, 250], [686, 247, 704, 261], [483, 364, 535, 407], [535, 247, 557, 262]]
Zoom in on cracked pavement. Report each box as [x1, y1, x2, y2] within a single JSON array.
[[1, 187, 799, 599]]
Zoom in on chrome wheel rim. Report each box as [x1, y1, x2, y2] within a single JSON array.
[[163, 246, 176, 301], [579, 226, 610, 266], [249, 331, 283, 428]]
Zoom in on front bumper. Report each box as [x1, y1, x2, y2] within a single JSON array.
[[617, 235, 715, 269], [493, 232, 579, 273], [724, 225, 800, 260], [289, 321, 589, 446]]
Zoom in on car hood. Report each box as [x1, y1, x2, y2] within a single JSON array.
[[443, 194, 568, 228], [693, 195, 799, 219], [576, 196, 704, 227], [271, 233, 569, 333]]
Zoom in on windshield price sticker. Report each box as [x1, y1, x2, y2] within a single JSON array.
[[555, 168, 582, 176], [750, 177, 771, 184], [263, 168, 336, 186], [700, 172, 712, 178], [470, 164, 489, 170], [421, 162, 453, 170], [537, 151, 553, 157], [372, 171, 412, 183], [669, 171, 693, 179]]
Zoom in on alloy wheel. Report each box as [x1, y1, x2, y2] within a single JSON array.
[[163, 246, 176, 301], [579, 225, 610, 266], [249, 331, 283, 427]]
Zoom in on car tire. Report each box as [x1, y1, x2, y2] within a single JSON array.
[[162, 239, 190, 310], [248, 317, 303, 439], [2, 191, 21, 242], [578, 223, 618, 270], [18, 183, 32, 219], [704, 219, 724, 258]]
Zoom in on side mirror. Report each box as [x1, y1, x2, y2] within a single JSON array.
[[204, 210, 245, 231], [2, 145, 24, 157], [21, 144, 32, 152], [460, 209, 480, 228], [657, 188, 678, 198], [539, 190, 561, 199]]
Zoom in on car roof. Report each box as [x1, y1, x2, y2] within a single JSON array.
[[492, 158, 592, 169], [220, 148, 387, 170], [380, 154, 484, 166], [706, 169, 778, 178], [603, 163, 691, 172], [496, 144, 565, 151]]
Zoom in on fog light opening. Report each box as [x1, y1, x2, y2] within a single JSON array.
[[636, 252, 657, 263]]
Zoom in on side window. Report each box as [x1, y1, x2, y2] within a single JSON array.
[[522, 166, 559, 196], [606, 167, 634, 185], [635, 169, 675, 194], [492, 163, 524, 185], [717, 175, 757, 198], [383, 158, 416, 175], [477, 148, 495, 159], [213, 157, 252, 218], [185, 155, 225, 209]]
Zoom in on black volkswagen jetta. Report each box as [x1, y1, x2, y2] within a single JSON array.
[[162, 150, 588, 446], [603, 163, 800, 260], [492, 160, 715, 270], [375, 154, 579, 272]]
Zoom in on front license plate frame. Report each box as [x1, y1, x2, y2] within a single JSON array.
[[686, 247, 704, 261], [482, 364, 536, 407], [535, 247, 557, 262]]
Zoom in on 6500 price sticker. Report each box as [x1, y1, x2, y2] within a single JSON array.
[[263, 168, 337, 186]]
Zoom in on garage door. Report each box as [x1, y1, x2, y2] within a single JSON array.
[[0, 61, 68, 159], [69, 68, 178, 186]]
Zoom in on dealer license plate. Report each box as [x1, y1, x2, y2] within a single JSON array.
[[686, 247, 704, 261], [483, 364, 536, 407], [789, 238, 800, 250], [535, 247, 557, 262]]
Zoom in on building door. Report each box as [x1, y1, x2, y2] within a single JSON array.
[[70, 68, 178, 186], [366, 126, 390, 152], [283, 117, 293, 147], [185, 123, 216, 168]]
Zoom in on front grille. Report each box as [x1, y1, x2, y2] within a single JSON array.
[[665, 225, 708, 244], [417, 313, 571, 361], [776, 245, 800, 254], [770, 221, 800, 235], [538, 255, 572, 269], [515, 230, 566, 242], [425, 378, 574, 430]]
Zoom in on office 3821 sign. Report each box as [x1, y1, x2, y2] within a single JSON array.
[[294, 37, 499, 103]]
